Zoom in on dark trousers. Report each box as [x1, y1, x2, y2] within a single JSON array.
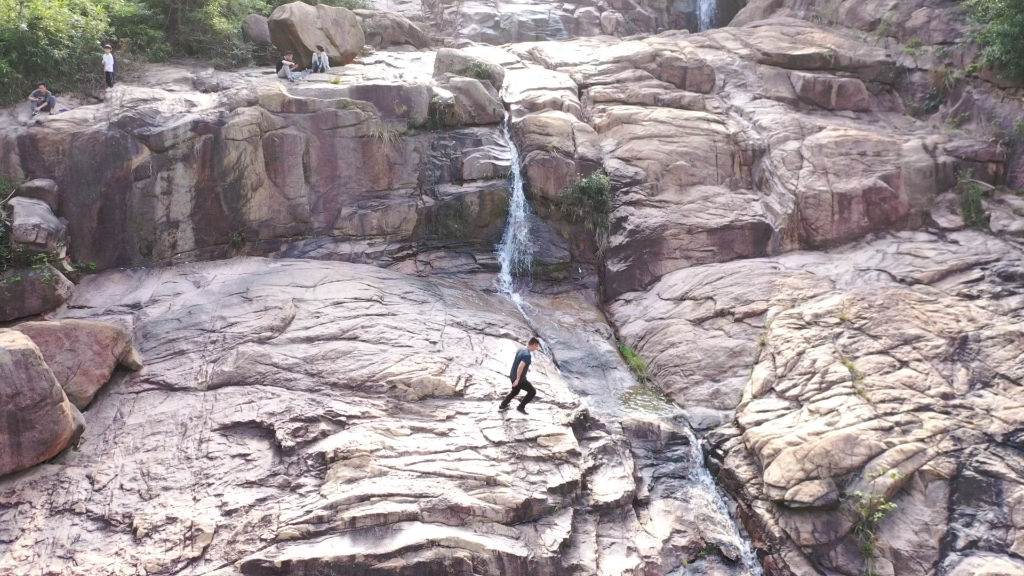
[[312, 62, 327, 73], [500, 379, 536, 408], [105, 71, 115, 88]]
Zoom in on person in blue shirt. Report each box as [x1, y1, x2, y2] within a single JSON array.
[[499, 337, 541, 414]]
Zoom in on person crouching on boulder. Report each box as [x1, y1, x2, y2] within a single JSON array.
[[499, 337, 542, 415], [311, 45, 330, 74], [28, 83, 56, 116], [276, 52, 307, 82]]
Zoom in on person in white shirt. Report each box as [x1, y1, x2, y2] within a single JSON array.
[[102, 45, 115, 88], [311, 45, 330, 74]]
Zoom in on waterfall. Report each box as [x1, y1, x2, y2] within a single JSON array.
[[697, 0, 717, 31], [681, 427, 764, 576], [496, 120, 533, 309]]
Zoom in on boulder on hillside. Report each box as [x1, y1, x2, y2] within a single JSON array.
[[444, 77, 505, 126], [269, 2, 365, 69], [0, 330, 85, 478], [354, 9, 431, 49], [14, 320, 143, 410], [7, 196, 66, 255], [789, 71, 871, 111], [243, 14, 273, 46], [433, 48, 505, 92], [0, 266, 75, 322], [15, 178, 59, 211]]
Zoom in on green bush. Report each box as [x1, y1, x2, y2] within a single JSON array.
[[0, 0, 117, 104], [963, 0, 1024, 81], [955, 170, 990, 228], [559, 172, 614, 244]]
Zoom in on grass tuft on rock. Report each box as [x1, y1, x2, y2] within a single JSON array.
[[617, 339, 648, 383], [457, 61, 493, 82], [559, 172, 613, 245]]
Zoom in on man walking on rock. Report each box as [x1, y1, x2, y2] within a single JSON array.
[[499, 337, 541, 414]]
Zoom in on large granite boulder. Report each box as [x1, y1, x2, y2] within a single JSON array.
[[353, 9, 431, 49], [15, 178, 59, 211], [13, 320, 143, 410], [268, 2, 365, 69], [0, 266, 74, 322], [7, 196, 66, 255], [434, 48, 506, 92], [242, 14, 273, 46], [0, 330, 85, 478]]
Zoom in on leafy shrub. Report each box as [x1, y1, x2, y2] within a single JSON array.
[[963, 0, 1024, 81], [559, 172, 613, 244], [955, 169, 990, 228], [0, 177, 15, 272]]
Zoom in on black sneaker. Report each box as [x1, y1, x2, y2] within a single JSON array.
[[498, 404, 509, 411], [516, 406, 528, 415]]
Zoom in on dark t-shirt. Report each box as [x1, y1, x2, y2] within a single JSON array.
[[509, 348, 532, 382], [276, 58, 288, 72]]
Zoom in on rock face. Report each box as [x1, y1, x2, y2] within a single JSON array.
[[0, 258, 759, 575], [0, 330, 85, 478], [13, 320, 142, 410], [611, 231, 1024, 575], [268, 2, 365, 69]]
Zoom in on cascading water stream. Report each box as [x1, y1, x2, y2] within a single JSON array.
[[497, 115, 761, 576], [496, 119, 533, 312], [697, 0, 717, 31]]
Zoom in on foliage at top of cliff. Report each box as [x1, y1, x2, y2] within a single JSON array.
[[963, 0, 1024, 80], [0, 0, 366, 106]]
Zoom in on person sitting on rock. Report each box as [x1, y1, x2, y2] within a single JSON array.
[[27, 83, 56, 116], [311, 45, 330, 74], [276, 51, 308, 82], [499, 337, 542, 415]]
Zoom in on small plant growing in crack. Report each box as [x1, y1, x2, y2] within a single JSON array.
[[846, 491, 898, 573], [370, 124, 403, 151]]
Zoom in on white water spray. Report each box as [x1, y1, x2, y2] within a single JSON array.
[[697, 0, 717, 31], [496, 120, 533, 309], [680, 427, 764, 575]]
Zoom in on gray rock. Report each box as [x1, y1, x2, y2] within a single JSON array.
[[242, 14, 273, 46], [433, 48, 506, 92], [7, 196, 66, 255], [354, 9, 431, 49], [15, 178, 59, 211]]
